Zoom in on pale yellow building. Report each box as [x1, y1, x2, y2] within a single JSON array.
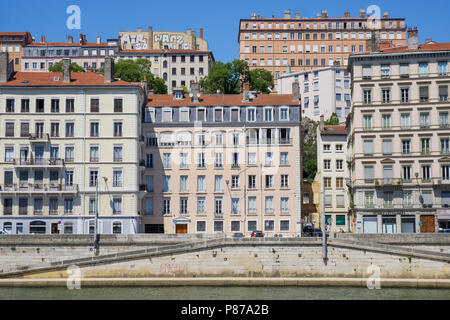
[[0, 53, 145, 234]]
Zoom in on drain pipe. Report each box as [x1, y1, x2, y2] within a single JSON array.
[[322, 176, 328, 262]]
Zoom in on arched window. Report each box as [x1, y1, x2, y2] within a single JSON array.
[[30, 221, 46, 234], [112, 221, 122, 234], [163, 60, 168, 68], [163, 72, 168, 81]]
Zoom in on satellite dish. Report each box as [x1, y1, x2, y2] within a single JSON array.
[[189, 93, 193, 97], [197, 93, 200, 97]]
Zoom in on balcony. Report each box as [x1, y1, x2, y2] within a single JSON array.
[[355, 203, 439, 210], [0, 184, 78, 194], [28, 133, 49, 143], [433, 178, 450, 186], [14, 158, 64, 168], [214, 213, 223, 219]]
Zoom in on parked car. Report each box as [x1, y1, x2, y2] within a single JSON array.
[[251, 231, 264, 238], [302, 226, 323, 237], [438, 228, 450, 233], [232, 232, 244, 238]]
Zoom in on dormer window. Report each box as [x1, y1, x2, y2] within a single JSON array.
[[173, 88, 184, 100]]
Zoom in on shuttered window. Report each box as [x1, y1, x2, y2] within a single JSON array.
[[5, 123, 14, 137], [364, 166, 374, 182], [20, 123, 29, 137], [363, 140, 373, 155], [90, 99, 99, 112]]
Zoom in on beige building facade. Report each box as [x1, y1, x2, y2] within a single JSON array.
[[347, 29, 450, 233], [140, 84, 302, 236], [0, 54, 145, 234]]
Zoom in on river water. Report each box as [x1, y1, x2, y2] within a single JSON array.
[[1, 286, 449, 300]]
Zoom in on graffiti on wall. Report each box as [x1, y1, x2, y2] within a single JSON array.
[[120, 33, 148, 50], [154, 33, 192, 50], [159, 262, 188, 274]]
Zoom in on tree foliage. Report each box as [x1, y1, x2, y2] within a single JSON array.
[[302, 128, 318, 183], [324, 112, 340, 125], [151, 77, 168, 94], [200, 59, 273, 94], [48, 61, 85, 72]]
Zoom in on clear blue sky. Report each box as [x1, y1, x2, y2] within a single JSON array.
[[1, 0, 449, 62]]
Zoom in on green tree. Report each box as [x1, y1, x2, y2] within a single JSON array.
[[325, 113, 340, 125], [200, 59, 273, 94], [150, 77, 168, 94], [114, 59, 144, 82], [247, 68, 274, 93], [302, 131, 318, 183], [49, 61, 85, 72]]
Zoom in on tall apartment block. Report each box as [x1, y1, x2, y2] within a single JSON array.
[[21, 35, 119, 72], [238, 9, 407, 88], [140, 83, 302, 236], [118, 27, 214, 93], [276, 66, 351, 122], [347, 28, 450, 234], [315, 118, 350, 232], [0, 32, 33, 72], [0, 53, 144, 234]]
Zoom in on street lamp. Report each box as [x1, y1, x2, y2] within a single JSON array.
[[94, 176, 107, 256]]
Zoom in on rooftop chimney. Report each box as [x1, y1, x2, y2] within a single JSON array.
[[344, 11, 350, 18], [200, 28, 204, 39], [319, 115, 325, 132], [408, 27, 418, 50], [67, 35, 73, 43], [292, 81, 300, 103], [359, 9, 366, 18], [321, 10, 328, 18], [96, 36, 101, 44], [242, 82, 250, 102], [0, 52, 11, 83], [40, 35, 46, 43], [425, 38, 433, 44], [383, 12, 389, 18], [141, 76, 149, 96], [137, 27, 142, 32], [191, 30, 197, 50], [62, 58, 71, 83], [295, 12, 300, 19], [284, 10, 291, 19], [104, 56, 115, 83], [251, 12, 257, 19], [190, 82, 201, 103]]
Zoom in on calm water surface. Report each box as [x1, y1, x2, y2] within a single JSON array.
[[1, 286, 449, 300]]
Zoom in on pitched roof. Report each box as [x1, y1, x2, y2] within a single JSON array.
[[146, 94, 299, 107], [379, 42, 450, 53], [321, 125, 347, 135], [0, 72, 138, 87], [119, 49, 211, 54]]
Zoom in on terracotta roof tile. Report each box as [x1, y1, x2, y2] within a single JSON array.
[[119, 49, 211, 54], [321, 125, 347, 135], [379, 42, 450, 53], [0, 72, 137, 87], [26, 42, 116, 47], [146, 94, 299, 107]]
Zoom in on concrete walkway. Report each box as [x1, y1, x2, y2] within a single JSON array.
[[1, 277, 449, 288]]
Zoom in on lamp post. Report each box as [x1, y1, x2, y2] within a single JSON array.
[[94, 176, 107, 256], [322, 176, 328, 262]]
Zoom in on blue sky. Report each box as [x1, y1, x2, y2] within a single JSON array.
[[1, 0, 449, 62]]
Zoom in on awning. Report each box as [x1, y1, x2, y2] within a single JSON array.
[[172, 217, 191, 224]]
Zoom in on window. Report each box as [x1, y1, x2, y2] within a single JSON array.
[[247, 108, 255, 122], [336, 160, 343, 170], [264, 108, 273, 121], [89, 170, 98, 187], [363, 114, 373, 130], [180, 198, 188, 214], [401, 113, 410, 129], [231, 175, 240, 189], [382, 114, 391, 129], [162, 176, 171, 192], [163, 153, 171, 169], [402, 140, 411, 155], [265, 196, 274, 214], [439, 85, 448, 102], [21, 99, 30, 112], [364, 140, 374, 155], [113, 146, 123, 162], [402, 165, 412, 182], [112, 221, 122, 233], [400, 63, 409, 78], [214, 221, 223, 232], [90, 146, 99, 162], [113, 169, 123, 187], [381, 65, 390, 79], [265, 175, 274, 189], [114, 98, 123, 112], [65, 123, 74, 137], [363, 89, 372, 104], [248, 153, 257, 166], [440, 112, 449, 128], [382, 88, 391, 104], [197, 153, 206, 168], [215, 197, 223, 215], [324, 160, 331, 170], [20, 122, 29, 137], [422, 165, 431, 182], [281, 175, 289, 188], [362, 66, 372, 79], [197, 197, 206, 214], [441, 138, 450, 154], [197, 221, 206, 232], [51, 99, 59, 113], [419, 63, 428, 77], [439, 61, 448, 76], [248, 175, 256, 189], [324, 177, 331, 188], [365, 192, 374, 208], [214, 152, 223, 168], [163, 199, 171, 214], [401, 88, 409, 103], [336, 196, 345, 208], [90, 122, 99, 137], [214, 175, 223, 192], [50, 123, 59, 137], [145, 198, 154, 216], [231, 199, 240, 215], [420, 112, 430, 128], [419, 86, 429, 102], [6, 99, 14, 112], [364, 166, 374, 183], [443, 165, 450, 181], [90, 99, 99, 112]]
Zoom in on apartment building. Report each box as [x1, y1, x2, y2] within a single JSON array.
[[0, 32, 33, 72], [238, 9, 407, 87], [347, 28, 450, 234], [140, 83, 302, 236], [0, 53, 144, 234], [118, 27, 214, 93], [316, 118, 350, 232], [276, 66, 351, 122], [117, 49, 214, 93], [21, 35, 119, 72]]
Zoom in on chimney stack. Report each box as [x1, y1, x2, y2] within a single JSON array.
[[0, 52, 11, 83], [319, 115, 325, 132], [191, 30, 197, 50], [295, 12, 300, 19], [96, 36, 101, 44], [67, 35, 73, 43], [359, 9, 366, 18], [284, 10, 291, 19], [137, 27, 142, 32], [242, 82, 250, 102], [425, 38, 433, 44], [62, 58, 71, 83], [104, 56, 115, 83], [383, 12, 389, 18], [366, 31, 380, 52], [408, 27, 418, 50], [292, 81, 300, 102], [41, 35, 46, 43], [344, 11, 350, 18], [190, 82, 201, 103], [200, 28, 204, 39], [321, 10, 328, 18]]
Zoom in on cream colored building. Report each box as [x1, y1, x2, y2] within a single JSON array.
[[347, 28, 450, 233], [118, 27, 214, 93], [315, 118, 350, 232], [0, 54, 145, 234], [140, 83, 302, 235]]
